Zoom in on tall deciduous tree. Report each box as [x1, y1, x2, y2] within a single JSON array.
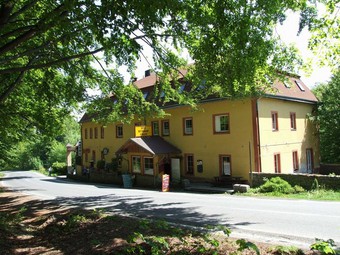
[[313, 71, 340, 164], [0, 0, 337, 162], [299, 0, 340, 71]]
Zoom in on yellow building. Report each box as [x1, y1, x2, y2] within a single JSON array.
[[78, 71, 319, 187]]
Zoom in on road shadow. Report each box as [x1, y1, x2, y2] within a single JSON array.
[[0, 183, 263, 255], [0, 176, 33, 181]]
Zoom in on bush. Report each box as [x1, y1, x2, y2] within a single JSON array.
[[51, 162, 67, 175], [29, 157, 44, 171], [96, 160, 106, 170], [293, 185, 305, 193], [258, 177, 295, 194]]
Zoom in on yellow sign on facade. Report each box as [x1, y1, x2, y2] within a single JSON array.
[[135, 126, 152, 137]]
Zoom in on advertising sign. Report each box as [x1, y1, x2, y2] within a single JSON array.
[[162, 174, 170, 192], [135, 125, 152, 137], [77, 141, 82, 156]]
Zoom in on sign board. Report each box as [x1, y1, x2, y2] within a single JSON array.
[[77, 141, 82, 156], [197, 160, 203, 173], [162, 174, 170, 192], [135, 125, 152, 137]]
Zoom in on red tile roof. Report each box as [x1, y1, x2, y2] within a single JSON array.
[[133, 71, 318, 103], [133, 69, 188, 89], [270, 76, 318, 103]]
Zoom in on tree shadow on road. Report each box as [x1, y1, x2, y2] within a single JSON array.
[[0, 187, 260, 255]]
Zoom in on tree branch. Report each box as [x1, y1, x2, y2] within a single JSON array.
[[0, 26, 38, 55], [0, 58, 36, 103], [8, 0, 39, 23], [0, 25, 36, 40], [0, 2, 14, 29], [0, 47, 104, 75], [0, 3, 67, 56]]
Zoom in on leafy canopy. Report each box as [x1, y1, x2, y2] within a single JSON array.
[[312, 70, 340, 164], [0, 0, 338, 158]]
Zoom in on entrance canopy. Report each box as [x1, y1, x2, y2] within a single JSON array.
[[116, 136, 181, 155]]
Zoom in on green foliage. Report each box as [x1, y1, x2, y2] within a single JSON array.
[[125, 231, 171, 255], [310, 239, 337, 255], [63, 214, 88, 232], [96, 160, 106, 170], [2, 0, 333, 159], [304, 1, 340, 70], [236, 239, 261, 255], [312, 71, 340, 164], [1, 114, 79, 171], [47, 141, 68, 167], [311, 178, 320, 191], [0, 206, 26, 231], [293, 185, 305, 193], [258, 177, 295, 194], [51, 161, 67, 175], [269, 245, 304, 255]]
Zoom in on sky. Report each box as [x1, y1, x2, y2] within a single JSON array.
[[275, 11, 332, 88]]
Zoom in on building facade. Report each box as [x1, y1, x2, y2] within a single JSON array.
[[78, 72, 319, 186]]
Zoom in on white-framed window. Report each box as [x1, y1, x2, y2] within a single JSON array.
[[271, 111, 278, 131], [162, 120, 170, 136], [295, 80, 305, 91], [213, 114, 229, 133], [132, 156, 141, 173], [220, 155, 231, 176], [144, 157, 154, 175], [283, 80, 291, 88], [183, 117, 193, 135], [116, 125, 123, 138], [152, 121, 159, 136]]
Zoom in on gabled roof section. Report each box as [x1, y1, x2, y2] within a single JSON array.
[[116, 136, 181, 155], [133, 69, 188, 89], [133, 72, 158, 89], [79, 112, 93, 123], [270, 76, 318, 103], [133, 70, 317, 104]]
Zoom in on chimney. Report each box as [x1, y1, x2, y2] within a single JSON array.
[[145, 69, 151, 77]]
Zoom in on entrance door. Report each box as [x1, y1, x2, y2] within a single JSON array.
[[171, 158, 181, 183], [220, 155, 231, 176], [306, 149, 313, 173]]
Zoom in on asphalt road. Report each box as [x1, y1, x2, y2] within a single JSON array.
[[1, 170, 340, 249]]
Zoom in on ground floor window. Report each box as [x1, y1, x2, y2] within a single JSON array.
[[185, 154, 194, 175], [132, 156, 141, 173], [306, 148, 314, 173], [92, 150, 96, 162], [292, 151, 299, 171], [144, 157, 154, 175], [220, 155, 231, 176], [274, 153, 281, 173]]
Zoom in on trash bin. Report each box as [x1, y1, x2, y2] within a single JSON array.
[[122, 174, 133, 188]]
